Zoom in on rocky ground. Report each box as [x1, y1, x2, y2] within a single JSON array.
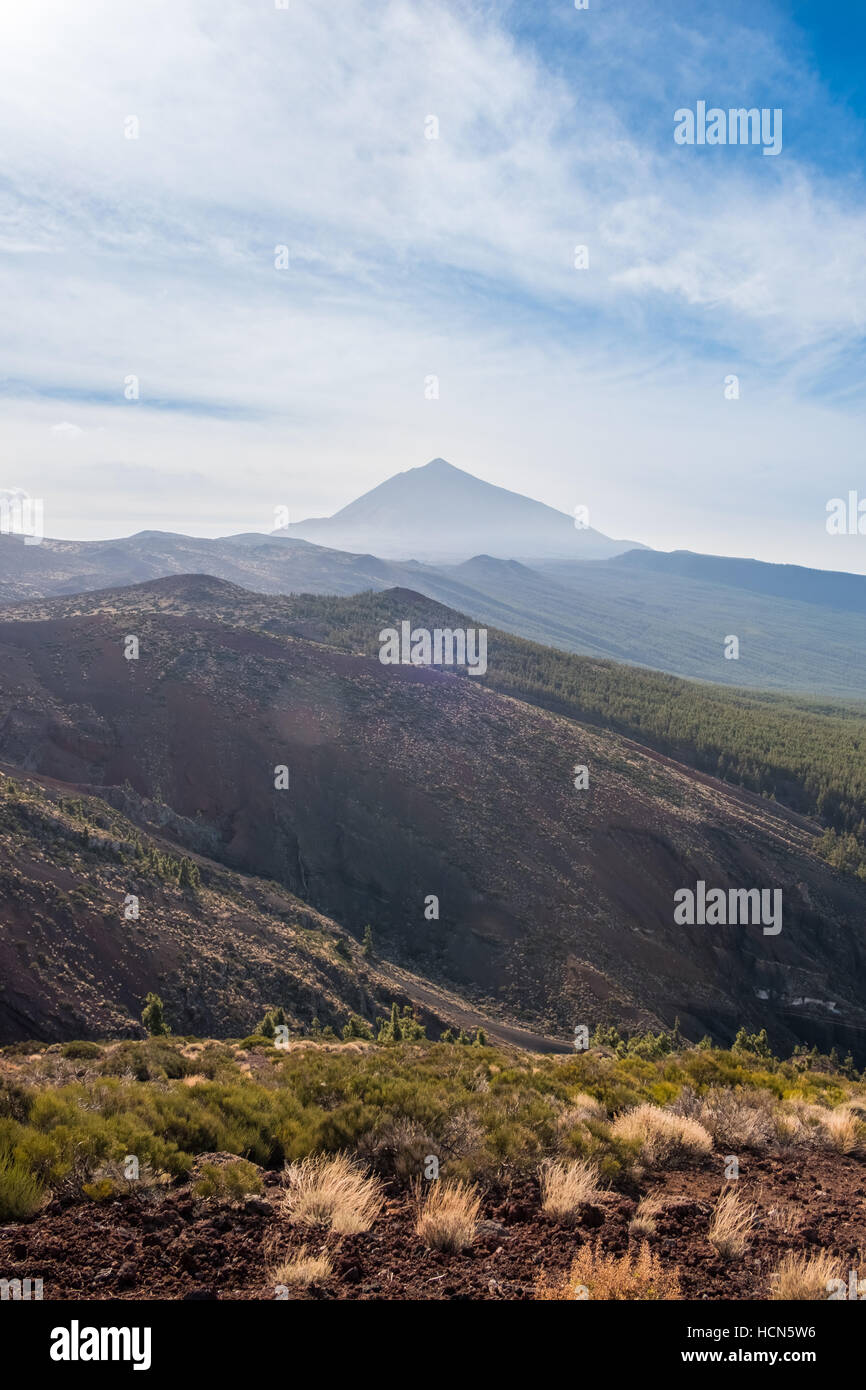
[[3, 1148, 864, 1301]]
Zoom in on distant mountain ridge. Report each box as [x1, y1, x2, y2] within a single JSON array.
[[275, 457, 644, 560], [614, 548, 866, 614], [3, 460, 866, 697]]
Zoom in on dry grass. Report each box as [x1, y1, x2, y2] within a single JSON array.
[[539, 1159, 602, 1224], [562, 1092, 607, 1123], [281, 1153, 384, 1234], [773, 1109, 813, 1146], [536, 1240, 681, 1301], [765, 1203, 802, 1235], [267, 1245, 333, 1289], [770, 1249, 844, 1300], [414, 1178, 481, 1252], [629, 1193, 665, 1237], [611, 1104, 712, 1167], [708, 1188, 757, 1259], [821, 1107, 863, 1154]]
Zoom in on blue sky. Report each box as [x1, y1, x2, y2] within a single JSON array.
[[1, 0, 866, 570]]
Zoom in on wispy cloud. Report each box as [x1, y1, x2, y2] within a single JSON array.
[[0, 0, 864, 567]]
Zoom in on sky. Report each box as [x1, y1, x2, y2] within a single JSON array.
[[2, 0, 866, 570]]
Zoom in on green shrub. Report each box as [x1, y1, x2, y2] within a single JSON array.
[[0, 1155, 45, 1221], [60, 1041, 103, 1060], [192, 1159, 263, 1199]]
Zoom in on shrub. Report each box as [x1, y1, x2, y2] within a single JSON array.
[[537, 1240, 681, 1300], [0, 1155, 45, 1222], [414, 1178, 481, 1252], [674, 1086, 774, 1150], [358, 1117, 438, 1180], [60, 1041, 103, 1060], [0, 1080, 33, 1122], [193, 1159, 263, 1200], [539, 1159, 601, 1224], [567, 1093, 607, 1122], [281, 1153, 383, 1234], [610, 1104, 712, 1167]]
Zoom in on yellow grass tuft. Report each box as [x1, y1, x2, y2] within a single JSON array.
[[770, 1249, 844, 1300], [708, 1187, 757, 1259], [414, 1178, 481, 1253], [821, 1107, 863, 1154], [563, 1093, 607, 1122], [281, 1153, 384, 1235], [629, 1193, 665, 1237], [539, 1159, 602, 1224], [267, 1245, 333, 1290], [610, 1104, 712, 1167]]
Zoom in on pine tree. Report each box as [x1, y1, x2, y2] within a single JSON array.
[[362, 924, 374, 960], [141, 992, 170, 1036]]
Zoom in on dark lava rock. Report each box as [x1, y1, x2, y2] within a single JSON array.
[[580, 1203, 605, 1229], [243, 1198, 273, 1217]]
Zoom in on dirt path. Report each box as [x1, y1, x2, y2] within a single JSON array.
[[376, 964, 573, 1053]]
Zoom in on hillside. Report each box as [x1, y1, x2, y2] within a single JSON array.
[[2, 1032, 865, 1307], [5, 522, 866, 697], [193, 583, 866, 842], [0, 766, 408, 1041], [1, 576, 866, 1054]]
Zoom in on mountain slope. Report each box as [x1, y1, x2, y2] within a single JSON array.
[[444, 553, 866, 698], [0, 766, 407, 1041], [278, 457, 643, 560], [613, 548, 866, 613], [2, 575, 866, 1054], [6, 524, 866, 697]]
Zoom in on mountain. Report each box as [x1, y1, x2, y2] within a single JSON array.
[[415, 553, 866, 699], [612, 548, 866, 614], [2, 574, 866, 1054], [276, 457, 644, 561], [4, 523, 866, 697], [0, 529, 407, 603]]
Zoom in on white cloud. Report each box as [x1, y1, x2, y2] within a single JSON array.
[[0, 0, 863, 568]]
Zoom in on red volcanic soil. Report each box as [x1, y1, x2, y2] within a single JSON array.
[[2, 1150, 864, 1301]]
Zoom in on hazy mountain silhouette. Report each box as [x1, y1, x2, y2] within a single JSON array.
[[276, 457, 644, 561]]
